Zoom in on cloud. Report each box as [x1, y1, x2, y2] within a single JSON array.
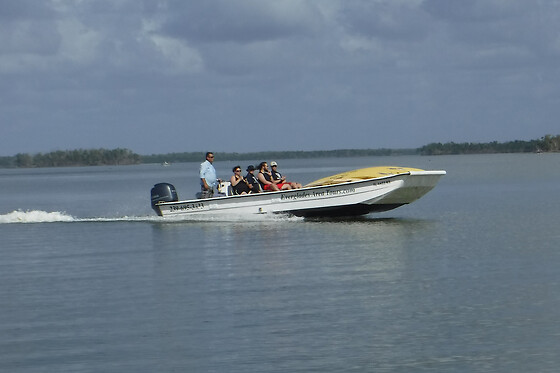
[[422, 0, 560, 68], [423, 0, 527, 22], [1, 0, 560, 156], [0, 0, 54, 21], [0, 0, 203, 76], [339, 0, 430, 41], [0, 1, 60, 73], [153, 0, 322, 44]]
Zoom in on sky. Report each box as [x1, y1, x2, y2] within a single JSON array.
[[1, 0, 560, 156]]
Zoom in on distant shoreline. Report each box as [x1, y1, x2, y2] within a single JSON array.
[[1, 135, 558, 168]]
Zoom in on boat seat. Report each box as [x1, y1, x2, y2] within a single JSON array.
[[217, 181, 232, 196]]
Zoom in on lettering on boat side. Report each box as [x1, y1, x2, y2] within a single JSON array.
[[169, 202, 206, 212], [372, 180, 392, 186], [280, 188, 356, 201]]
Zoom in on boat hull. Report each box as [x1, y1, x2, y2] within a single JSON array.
[[152, 170, 446, 218]]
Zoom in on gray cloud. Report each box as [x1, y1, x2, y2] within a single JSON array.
[[155, 0, 322, 44], [340, 1, 432, 41], [1, 0, 559, 156]]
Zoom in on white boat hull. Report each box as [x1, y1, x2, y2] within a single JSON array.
[[152, 170, 446, 218]]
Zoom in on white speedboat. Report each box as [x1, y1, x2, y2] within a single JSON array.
[[150, 166, 446, 218]]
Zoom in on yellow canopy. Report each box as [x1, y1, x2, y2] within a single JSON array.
[[304, 166, 424, 187]]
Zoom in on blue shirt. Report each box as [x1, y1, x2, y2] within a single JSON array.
[[200, 160, 217, 189]]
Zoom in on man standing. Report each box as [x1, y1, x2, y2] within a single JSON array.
[[199, 152, 219, 198]]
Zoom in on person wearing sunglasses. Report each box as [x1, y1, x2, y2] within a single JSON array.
[[257, 162, 292, 191], [199, 152, 221, 198], [245, 165, 262, 193], [230, 165, 252, 195], [270, 161, 302, 189]]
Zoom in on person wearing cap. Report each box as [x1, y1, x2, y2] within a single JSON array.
[[258, 162, 292, 191], [270, 161, 302, 189], [245, 165, 262, 193]]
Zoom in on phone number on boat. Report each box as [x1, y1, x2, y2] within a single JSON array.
[[169, 202, 206, 212]]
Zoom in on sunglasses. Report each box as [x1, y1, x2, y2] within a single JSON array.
[[235, 169, 241, 172]]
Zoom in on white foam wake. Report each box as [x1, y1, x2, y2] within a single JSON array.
[[0, 210, 76, 224], [0, 210, 303, 224], [0, 210, 161, 224]]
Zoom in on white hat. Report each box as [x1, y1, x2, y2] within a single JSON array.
[[270, 161, 278, 166]]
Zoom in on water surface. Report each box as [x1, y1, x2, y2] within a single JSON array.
[[1, 154, 559, 372]]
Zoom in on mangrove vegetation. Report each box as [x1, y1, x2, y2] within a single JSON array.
[[1, 135, 558, 168], [0, 148, 141, 168], [419, 135, 560, 155]]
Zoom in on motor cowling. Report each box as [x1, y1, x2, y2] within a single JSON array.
[[151, 183, 178, 213]]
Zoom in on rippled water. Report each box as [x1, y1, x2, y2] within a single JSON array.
[[1, 154, 559, 372]]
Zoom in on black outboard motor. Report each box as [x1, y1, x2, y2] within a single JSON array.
[[151, 183, 178, 215]]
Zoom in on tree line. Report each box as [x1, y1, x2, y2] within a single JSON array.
[[1, 135, 558, 168], [141, 148, 415, 164], [419, 135, 560, 155], [0, 148, 141, 168]]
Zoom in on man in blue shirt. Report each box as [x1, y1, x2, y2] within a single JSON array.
[[199, 152, 219, 198]]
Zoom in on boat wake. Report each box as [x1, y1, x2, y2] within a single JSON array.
[[0, 210, 302, 224], [0, 210, 77, 224]]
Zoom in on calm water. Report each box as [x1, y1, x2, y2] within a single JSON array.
[[1, 154, 559, 372]]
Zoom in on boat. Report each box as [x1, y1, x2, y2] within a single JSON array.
[[150, 166, 446, 218]]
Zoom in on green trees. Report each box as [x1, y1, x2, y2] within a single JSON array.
[[419, 135, 560, 155], [1, 135, 558, 168], [8, 148, 141, 168], [140, 148, 415, 164], [540, 135, 560, 152]]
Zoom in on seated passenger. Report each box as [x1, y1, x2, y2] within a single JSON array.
[[270, 161, 302, 189], [230, 165, 252, 195], [245, 165, 262, 193], [257, 162, 292, 191]]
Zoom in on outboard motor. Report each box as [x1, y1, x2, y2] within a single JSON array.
[[151, 183, 178, 215]]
